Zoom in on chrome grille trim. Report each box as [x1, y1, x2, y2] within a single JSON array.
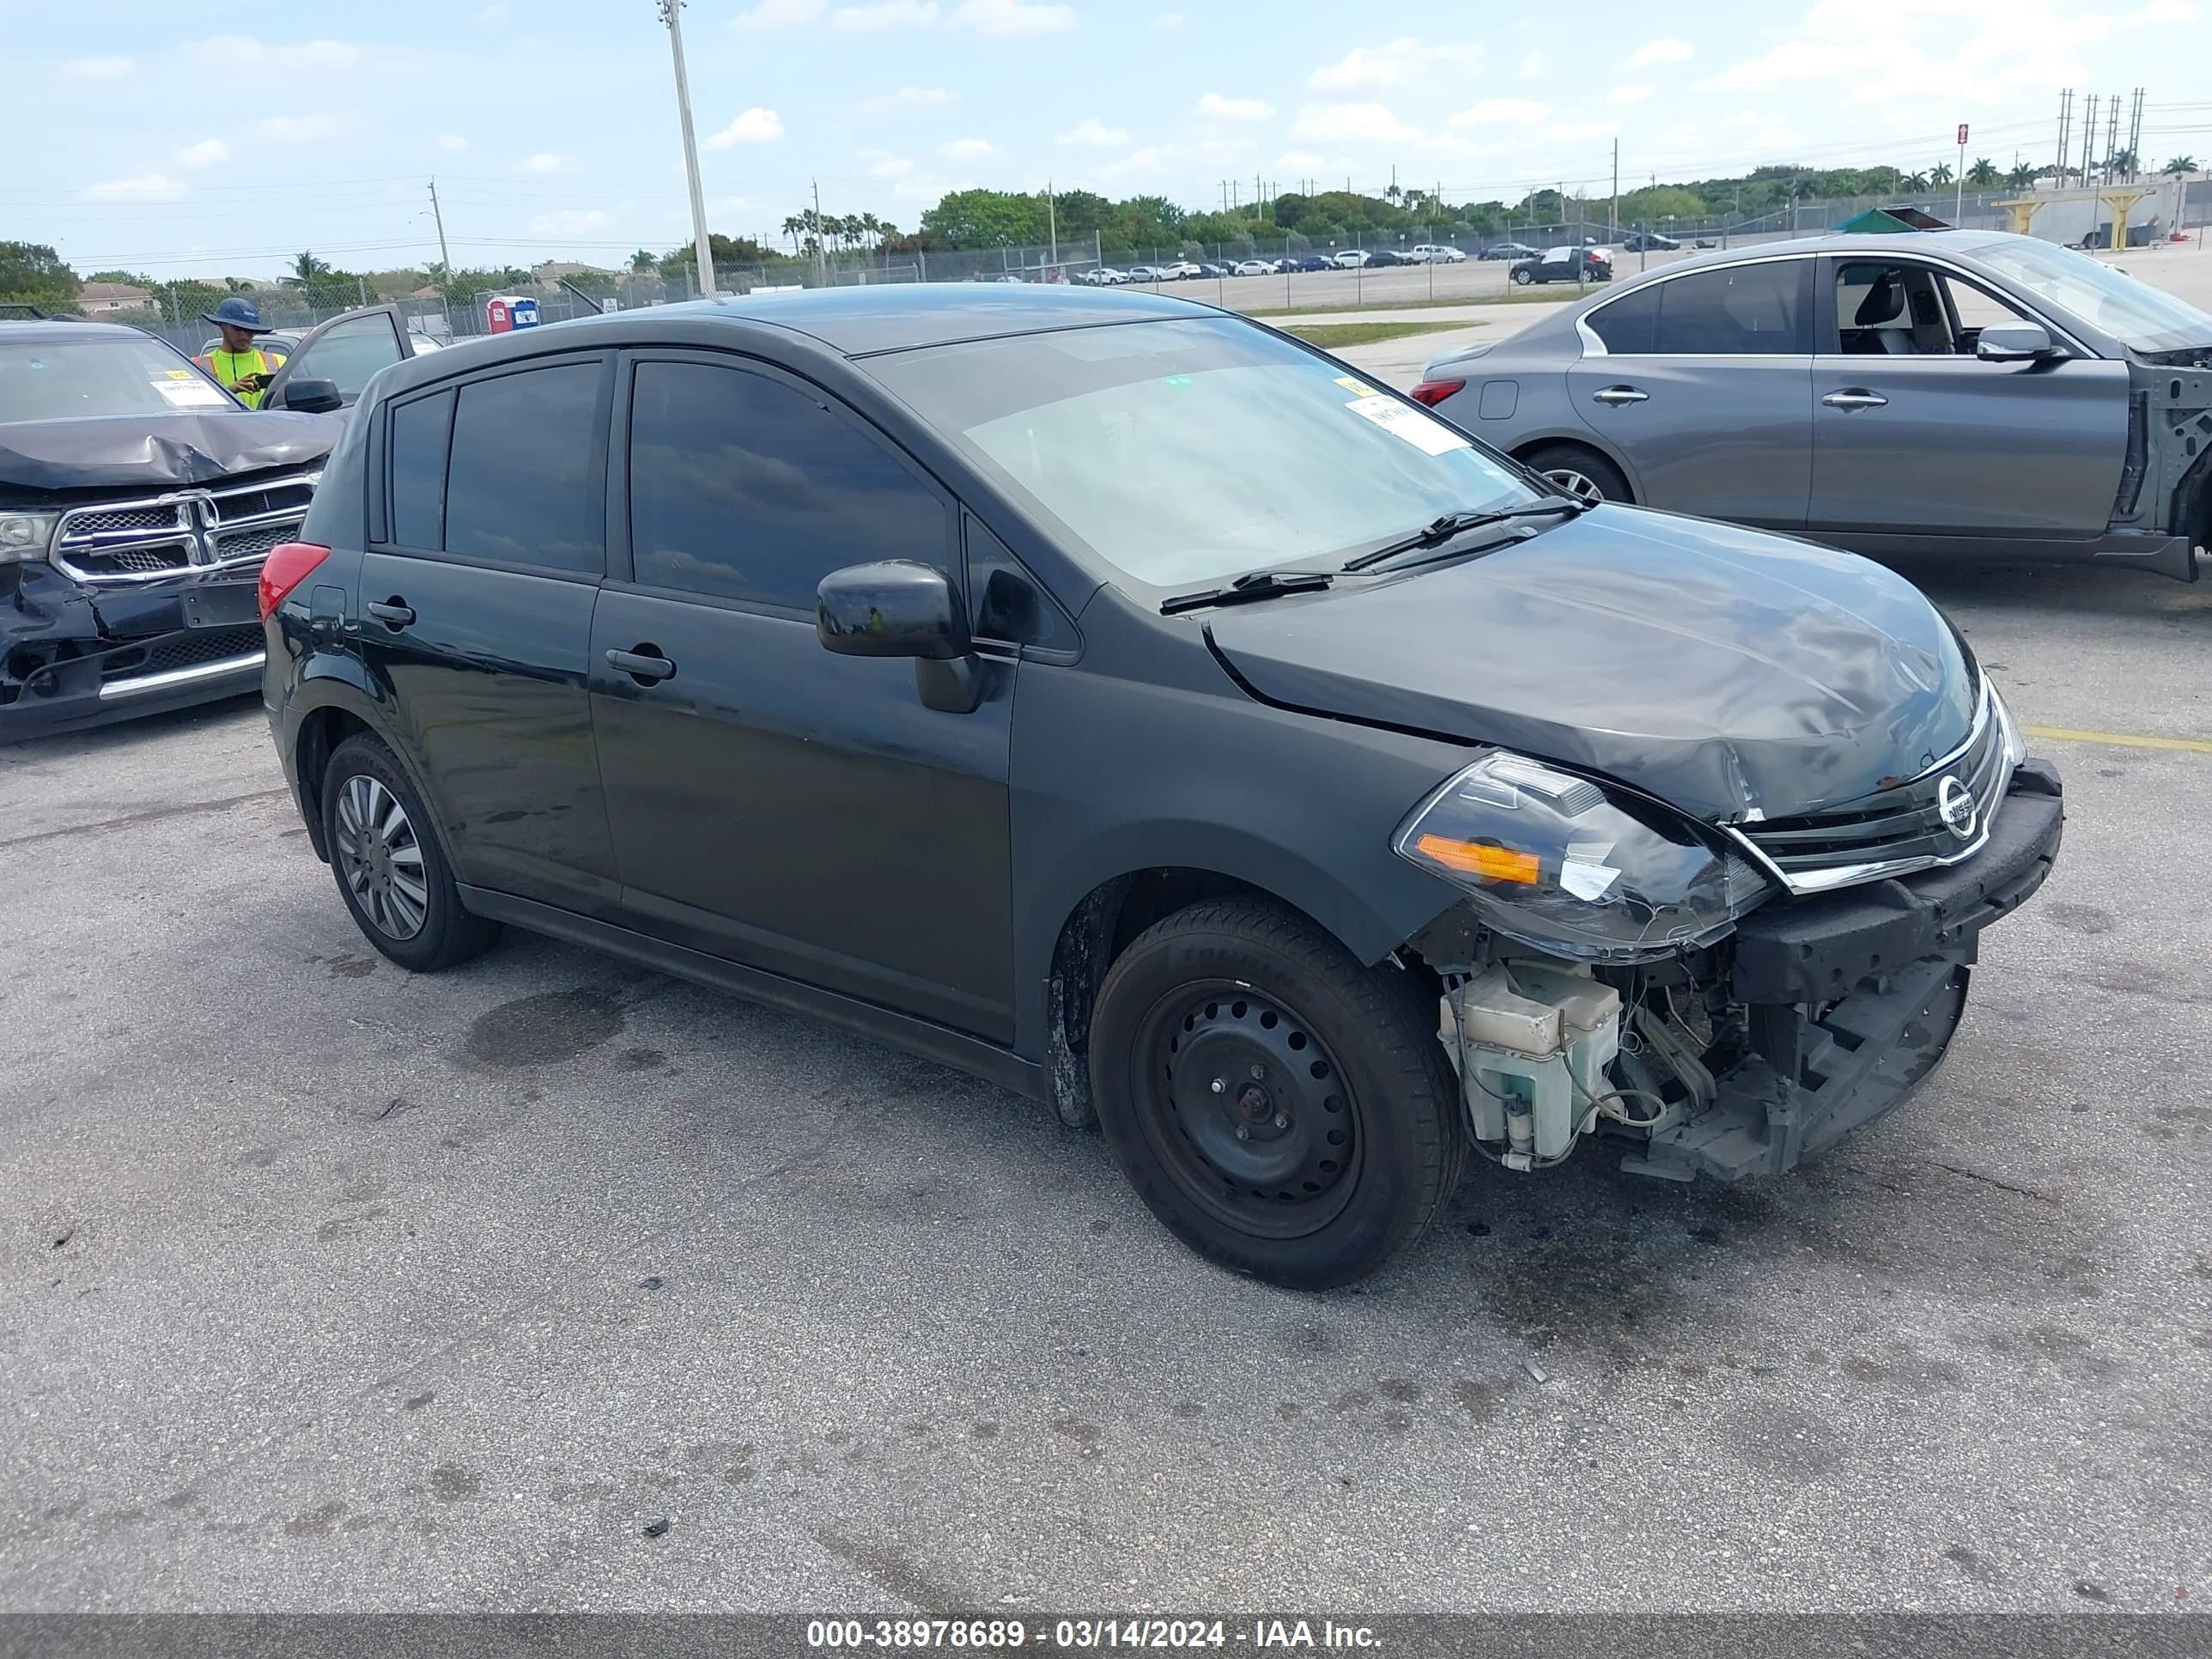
[[1721, 683, 2021, 897], [51, 470, 320, 586]]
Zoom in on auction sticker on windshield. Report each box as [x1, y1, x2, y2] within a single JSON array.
[[153, 374, 230, 409], [1344, 393, 1468, 456]]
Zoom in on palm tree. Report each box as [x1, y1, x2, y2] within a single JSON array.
[[292, 250, 331, 283], [2005, 162, 2037, 191], [630, 248, 656, 271], [2166, 155, 2200, 176], [1966, 157, 2000, 187], [1901, 170, 1929, 192], [1929, 162, 1954, 186], [2106, 147, 2139, 179]]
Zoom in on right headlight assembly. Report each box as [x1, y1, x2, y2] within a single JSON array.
[[1393, 750, 1774, 963]]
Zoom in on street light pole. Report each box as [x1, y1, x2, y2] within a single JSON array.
[[657, 0, 718, 298]]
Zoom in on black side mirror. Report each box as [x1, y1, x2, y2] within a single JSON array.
[[817, 561, 983, 713], [280, 377, 343, 414], [1974, 323, 2058, 362]]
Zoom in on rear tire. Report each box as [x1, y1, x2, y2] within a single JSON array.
[[320, 733, 501, 973], [1522, 442, 1632, 507], [1090, 897, 1465, 1291]]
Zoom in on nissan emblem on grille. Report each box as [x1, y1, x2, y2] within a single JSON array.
[[1936, 775, 1978, 840]]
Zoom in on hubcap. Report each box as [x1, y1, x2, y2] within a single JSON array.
[[1543, 467, 1607, 506], [1139, 988, 1360, 1239], [333, 773, 429, 941]]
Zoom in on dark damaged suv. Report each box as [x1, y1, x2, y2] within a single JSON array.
[[2, 309, 418, 740], [263, 286, 2063, 1288]]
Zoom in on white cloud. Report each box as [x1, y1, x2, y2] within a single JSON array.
[[257, 113, 357, 142], [859, 85, 958, 113], [1291, 102, 1420, 144], [475, 3, 507, 20], [437, 133, 469, 151], [940, 137, 997, 158], [530, 209, 608, 234], [832, 0, 940, 27], [870, 155, 917, 178], [1096, 146, 1174, 183], [1194, 93, 1274, 123], [82, 173, 186, 202], [1277, 149, 1326, 171], [1153, 10, 1185, 24], [176, 138, 229, 170], [187, 35, 362, 71], [62, 56, 134, 79], [951, 0, 1075, 31], [1608, 83, 1655, 106], [517, 151, 567, 173], [1056, 118, 1129, 146], [1619, 38, 1693, 70], [735, 0, 825, 22], [1521, 51, 1545, 77], [1449, 97, 1547, 127], [704, 107, 784, 147], [1308, 38, 1480, 91]]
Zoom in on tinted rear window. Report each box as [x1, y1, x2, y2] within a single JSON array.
[[443, 362, 604, 573], [387, 388, 453, 549], [1590, 262, 1807, 355]]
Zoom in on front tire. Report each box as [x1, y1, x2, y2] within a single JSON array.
[[320, 733, 501, 973], [1090, 898, 1465, 1290], [1511, 266, 1534, 285]]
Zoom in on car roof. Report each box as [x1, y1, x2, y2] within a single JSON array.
[[1614, 226, 2026, 279], [426, 283, 1211, 363], [0, 318, 163, 346]]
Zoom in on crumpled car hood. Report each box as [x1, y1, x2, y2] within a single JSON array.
[[0, 411, 336, 495], [1206, 506, 1979, 823]]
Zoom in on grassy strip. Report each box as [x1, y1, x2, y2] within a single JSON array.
[[1280, 320, 1485, 348], [1240, 287, 1596, 319]]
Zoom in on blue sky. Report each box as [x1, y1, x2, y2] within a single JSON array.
[[10, 0, 2208, 278]]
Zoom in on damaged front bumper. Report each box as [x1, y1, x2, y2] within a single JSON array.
[[1, 562, 265, 744], [1617, 760, 2063, 1182]]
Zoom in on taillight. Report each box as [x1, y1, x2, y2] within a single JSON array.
[[1409, 379, 1464, 407], [258, 542, 331, 619]]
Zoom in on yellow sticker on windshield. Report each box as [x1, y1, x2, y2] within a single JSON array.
[[1334, 374, 1379, 397], [164, 369, 194, 379]]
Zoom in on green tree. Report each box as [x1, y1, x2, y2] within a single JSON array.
[[631, 248, 657, 271], [918, 188, 1048, 248], [2163, 155, 2197, 176], [87, 268, 155, 286], [292, 250, 333, 283], [2004, 163, 2038, 191], [0, 241, 82, 313], [1929, 162, 1954, 186], [1966, 157, 2000, 187]]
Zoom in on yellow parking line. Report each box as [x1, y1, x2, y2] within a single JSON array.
[[2023, 725, 2212, 756]]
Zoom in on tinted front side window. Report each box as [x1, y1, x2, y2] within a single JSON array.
[[628, 360, 950, 610], [1650, 264, 1804, 355], [387, 388, 453, 549], [444, 362, 604, 573]]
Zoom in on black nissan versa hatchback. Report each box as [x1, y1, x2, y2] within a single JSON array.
[[262, 285, 2063, 1288]]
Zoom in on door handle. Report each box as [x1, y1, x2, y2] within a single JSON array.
[[1590, 385, 1649, 406], [605, 646, 676, 685], [1821, 389, 1889, 410], [365, 598, 415, 629]]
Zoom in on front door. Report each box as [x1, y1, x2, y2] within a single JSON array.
[[1808, 255, 2131, 545], [1570, 256, 1814, 527], [262, 303, 413, 412], [589, 352, 1017, 1040], [357, 354, 619, 915]]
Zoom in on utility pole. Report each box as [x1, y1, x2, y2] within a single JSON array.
[[812, 178, 826, 285], [1610, 138, 1619, 237], [2082, 93, 2100, 185], [427, 179, 452, 273], [1046, 179, 1056, 265], [1954, 123, 1967, 225], [2056, 88, 2072, 184], [656, 0, 718, 298], [2106, 93, 2121, 185], [2128, 86, 2145, 181]]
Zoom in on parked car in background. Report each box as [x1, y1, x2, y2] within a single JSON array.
[[1, 319, 342, 738], [1231, 259, 1277, 277], [1620, 230, 1680, 252], [1409, 244, 1468, 264], [1332, 249, 1372, 269], [1162, 261, 1203, 281], [1196, 262, 1231, 279], [1511, 246, 1613, 286], [1291, 255, 1334, 272], [1076, 267, 1128, 286], [264, 282, 2061, 1289], [1413, 230, 2211, 579], [1124, 265, 1171, 284], [1364, 248, 1413, 268], [1480, 241, 1540, 262]]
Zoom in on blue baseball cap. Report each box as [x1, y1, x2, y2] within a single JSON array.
[[201, 296, 272, 333]]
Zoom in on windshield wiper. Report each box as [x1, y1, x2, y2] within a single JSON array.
[[1341, 498, 1588, 573], [1159, 568, 1334, 616]]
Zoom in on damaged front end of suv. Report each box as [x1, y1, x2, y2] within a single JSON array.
[[2, 324, 334, 743]]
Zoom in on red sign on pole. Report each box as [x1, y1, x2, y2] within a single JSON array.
[[1957, 123, 1969, 146]]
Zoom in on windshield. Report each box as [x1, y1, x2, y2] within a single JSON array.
[[0, 334, 237, 423], [1975, 240, 2212, 354], [866, 316, 1537, 588]]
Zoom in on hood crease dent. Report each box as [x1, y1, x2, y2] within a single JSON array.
[[0, 412, 336, 495], [1203, 507, 1979, 823]]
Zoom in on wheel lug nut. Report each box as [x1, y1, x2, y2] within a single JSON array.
[[1210, 1078, 1225, 1095], [1235, 1126, 1250, 1140], [1250, 1064, 1266, 1079], [1273, 1114, 1288, 1129]]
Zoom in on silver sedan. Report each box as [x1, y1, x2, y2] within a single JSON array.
[[1416, 229, 2212, 578]]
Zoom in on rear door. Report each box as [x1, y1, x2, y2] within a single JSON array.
[[589, 350, 1018, 1040], [1808, 255, 2130, 544], [1569, 257, 1814, 528], [359, 351, 620, 916], [262, 303, 413, 411]]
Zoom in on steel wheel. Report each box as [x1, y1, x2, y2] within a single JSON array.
[[333, 773, 428, 941], [1542, 466, 1608, 506], [1133, 984, 1363, 1241]]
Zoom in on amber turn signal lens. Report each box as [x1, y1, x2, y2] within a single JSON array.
[[1411, 834, 1540, 884]]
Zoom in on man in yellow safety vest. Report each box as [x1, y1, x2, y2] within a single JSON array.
[[199, 297, 280, 408]]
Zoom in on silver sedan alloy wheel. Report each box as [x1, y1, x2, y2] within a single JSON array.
[[1542, 467, 1609, 506], [334, 774, 429, 941]]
